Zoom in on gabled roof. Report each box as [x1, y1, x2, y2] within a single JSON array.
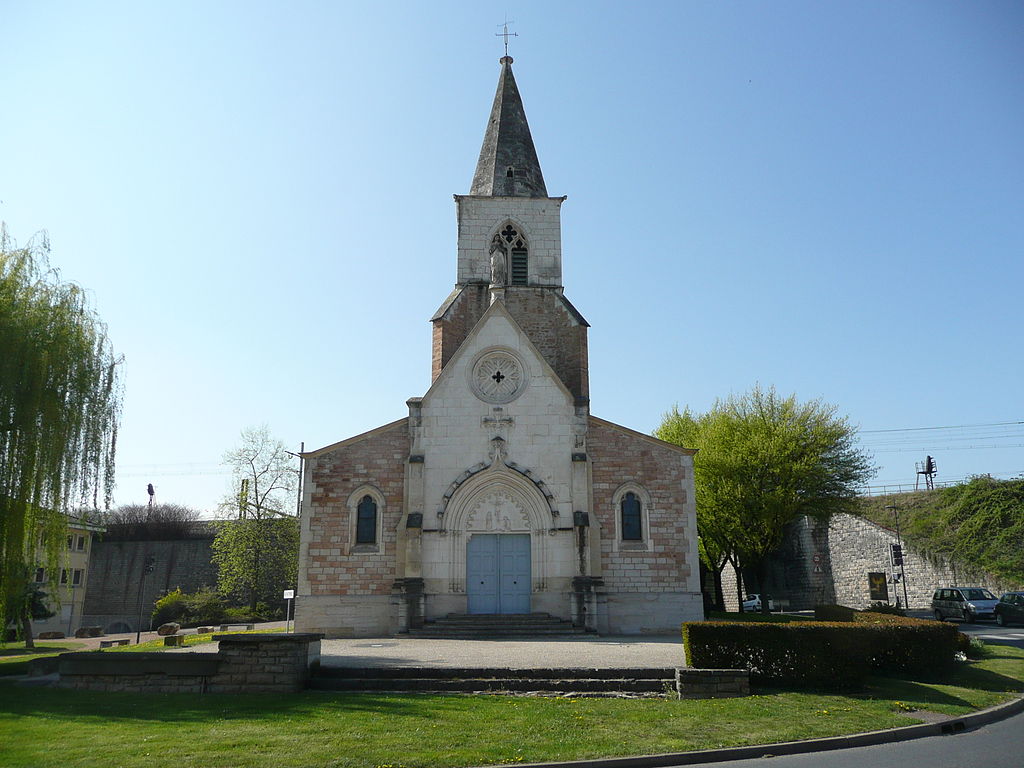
[[421, 298, 575, 407], [589, 415, 698, 456], [301, 418, 408, 459], [470, 56, 548, 197]]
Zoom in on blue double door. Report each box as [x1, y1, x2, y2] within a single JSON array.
[[466, 534, 531, 614]]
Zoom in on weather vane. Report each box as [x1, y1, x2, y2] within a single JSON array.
[[496, 19, 517, 57]]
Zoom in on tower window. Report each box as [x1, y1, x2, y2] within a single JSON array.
[[621, 492, 642, 541], [356, 495, 378, 544], [506, 166, 515, 178], [499, 224, 528, 285]]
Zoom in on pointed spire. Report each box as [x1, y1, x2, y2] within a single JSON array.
[[470, 57, 548, 197]]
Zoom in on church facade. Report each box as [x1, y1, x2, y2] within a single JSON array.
[[295, 57, 703, 637]]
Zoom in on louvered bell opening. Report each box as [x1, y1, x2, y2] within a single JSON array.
[[510, 248, 528, 285]]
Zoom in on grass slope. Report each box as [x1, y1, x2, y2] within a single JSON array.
[[858, 476, 1024, 585]]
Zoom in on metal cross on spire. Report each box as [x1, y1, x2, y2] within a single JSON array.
[[496, 19, 517, 57]]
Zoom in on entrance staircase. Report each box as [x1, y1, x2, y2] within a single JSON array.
[[405, 612, 591, 639], [309, 666, 678, 697]]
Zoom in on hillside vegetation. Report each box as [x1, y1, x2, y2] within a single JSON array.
[[859, 476, 1024, 585]]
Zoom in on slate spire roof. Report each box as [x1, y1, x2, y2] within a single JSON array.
[[470, 56, 548, 198]]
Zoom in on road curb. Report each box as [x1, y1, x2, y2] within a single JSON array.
[[483, 694, 1024, 768]]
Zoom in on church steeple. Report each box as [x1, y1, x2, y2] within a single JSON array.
[[470, 56, 548, 197]]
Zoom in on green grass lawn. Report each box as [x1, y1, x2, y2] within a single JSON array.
[[1, 644, 1021, 768], [102, 627, 283, 653]]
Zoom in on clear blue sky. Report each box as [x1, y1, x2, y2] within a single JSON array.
[[3, 1, 1022, 514]]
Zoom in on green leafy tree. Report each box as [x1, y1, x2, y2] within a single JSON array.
[[213, 426, 299, 613], [0, 227, 122, 627], [212, 517, 299, 616], [656, 386, 874, 612]]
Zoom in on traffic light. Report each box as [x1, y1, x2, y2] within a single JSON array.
[[890, 543, 904, 566]]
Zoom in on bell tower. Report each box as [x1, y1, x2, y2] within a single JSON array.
[[432, 56, 590, 405]]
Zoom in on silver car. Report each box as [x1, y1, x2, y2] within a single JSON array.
[[931, 587, 999, 623]]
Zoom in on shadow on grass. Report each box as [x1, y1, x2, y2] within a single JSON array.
[[0, 684, 439, 723], [859, 679, 982, 710], [0, 643, 81, 658]]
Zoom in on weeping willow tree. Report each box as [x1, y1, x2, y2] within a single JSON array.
[[0, 226, 123, 630]]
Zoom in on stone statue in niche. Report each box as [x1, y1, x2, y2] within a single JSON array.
[[489, 235, 507, 287], [489, 436, 508, 466]]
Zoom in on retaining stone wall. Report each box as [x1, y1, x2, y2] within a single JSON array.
[[720, 513, 1017, 611], [82, 531, 217, 633], [58, 634, 322, 695], [676, 669, 750, 699]]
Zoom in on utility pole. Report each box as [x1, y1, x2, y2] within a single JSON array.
[[886, 502, 910, 610], [135, 555, 155, 644]]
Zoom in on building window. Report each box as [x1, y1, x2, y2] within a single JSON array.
[[76, 535, 86, 551], [66, 535, 73, 550], [60, 569, 69, 585], [621, 492, 643, 541], [72, 569, 83, 587], [498, 223, 528, 285], [356, 495, 378, 544], [34, 567, 45, 583]]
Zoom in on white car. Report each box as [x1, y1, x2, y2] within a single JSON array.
[[742, 594, 775, 611]]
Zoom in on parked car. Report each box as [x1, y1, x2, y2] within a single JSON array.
[[994, 591, 1024, 627], [931, 587, 999, 623], [742, 594, 775, 612]]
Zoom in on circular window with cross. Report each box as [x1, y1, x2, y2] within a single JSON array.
[[470, 349, 529, 404]]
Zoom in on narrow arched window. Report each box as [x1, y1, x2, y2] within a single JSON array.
[[499, 223, 528, 285], [621, 492, 642, 541], [356, 495, 377, 544]]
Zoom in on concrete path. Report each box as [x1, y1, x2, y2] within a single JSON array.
[[318, 634, 686, 669]]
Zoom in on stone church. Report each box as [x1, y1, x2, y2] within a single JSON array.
[[295, 57, 703, 637]]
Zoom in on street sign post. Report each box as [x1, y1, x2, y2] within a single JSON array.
[[283, 589, 295, 633]]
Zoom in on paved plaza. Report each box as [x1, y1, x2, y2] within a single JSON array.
[[317, 634, 686, 669]]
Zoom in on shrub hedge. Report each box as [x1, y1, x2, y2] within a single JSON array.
[[683, 614, 963, 689]]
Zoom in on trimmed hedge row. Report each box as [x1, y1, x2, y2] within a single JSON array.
[[683, 614, 963, 690]]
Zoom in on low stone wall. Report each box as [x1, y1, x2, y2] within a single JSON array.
[[676, 669, 749, 699], [211, 634, 321, 693], [59, 652, 221, 693], [58, 634, 322, 694]]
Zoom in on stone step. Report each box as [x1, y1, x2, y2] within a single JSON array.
[[406, 612, 590, 639], [309, 666, 678, 695], [316, 666, 677, 680], [308, 677, 672, 694], [407, 630, 590, 639]]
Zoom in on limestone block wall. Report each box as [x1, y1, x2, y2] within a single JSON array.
[[720, 513, 1018, 611], [432, 284, 490, 381], [825, 513, 1014, 609], [454, 195, 564, 286], [502, 288, 589, 403], [587, 417, 703, 631], [81, 529, 217, 633], [676, 669, 750, 699], [58, 634, 321, 694], [418, 311, 579, 523], [297, 421, 409, 633]]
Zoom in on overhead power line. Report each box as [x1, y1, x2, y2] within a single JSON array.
[[860, 420, 1023, 434]]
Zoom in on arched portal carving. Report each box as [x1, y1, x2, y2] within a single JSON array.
[[443, 468, 553, 594]]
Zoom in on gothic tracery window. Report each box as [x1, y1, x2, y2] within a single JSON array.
[[499, 224, 528, 285]]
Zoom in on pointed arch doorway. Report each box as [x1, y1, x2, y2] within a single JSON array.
[[467, 533, 531, 614], [446, 469, 551, 616]]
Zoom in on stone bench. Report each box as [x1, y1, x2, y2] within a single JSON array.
[[217, 623, 254, 632], [99, 638, 131, 648]]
